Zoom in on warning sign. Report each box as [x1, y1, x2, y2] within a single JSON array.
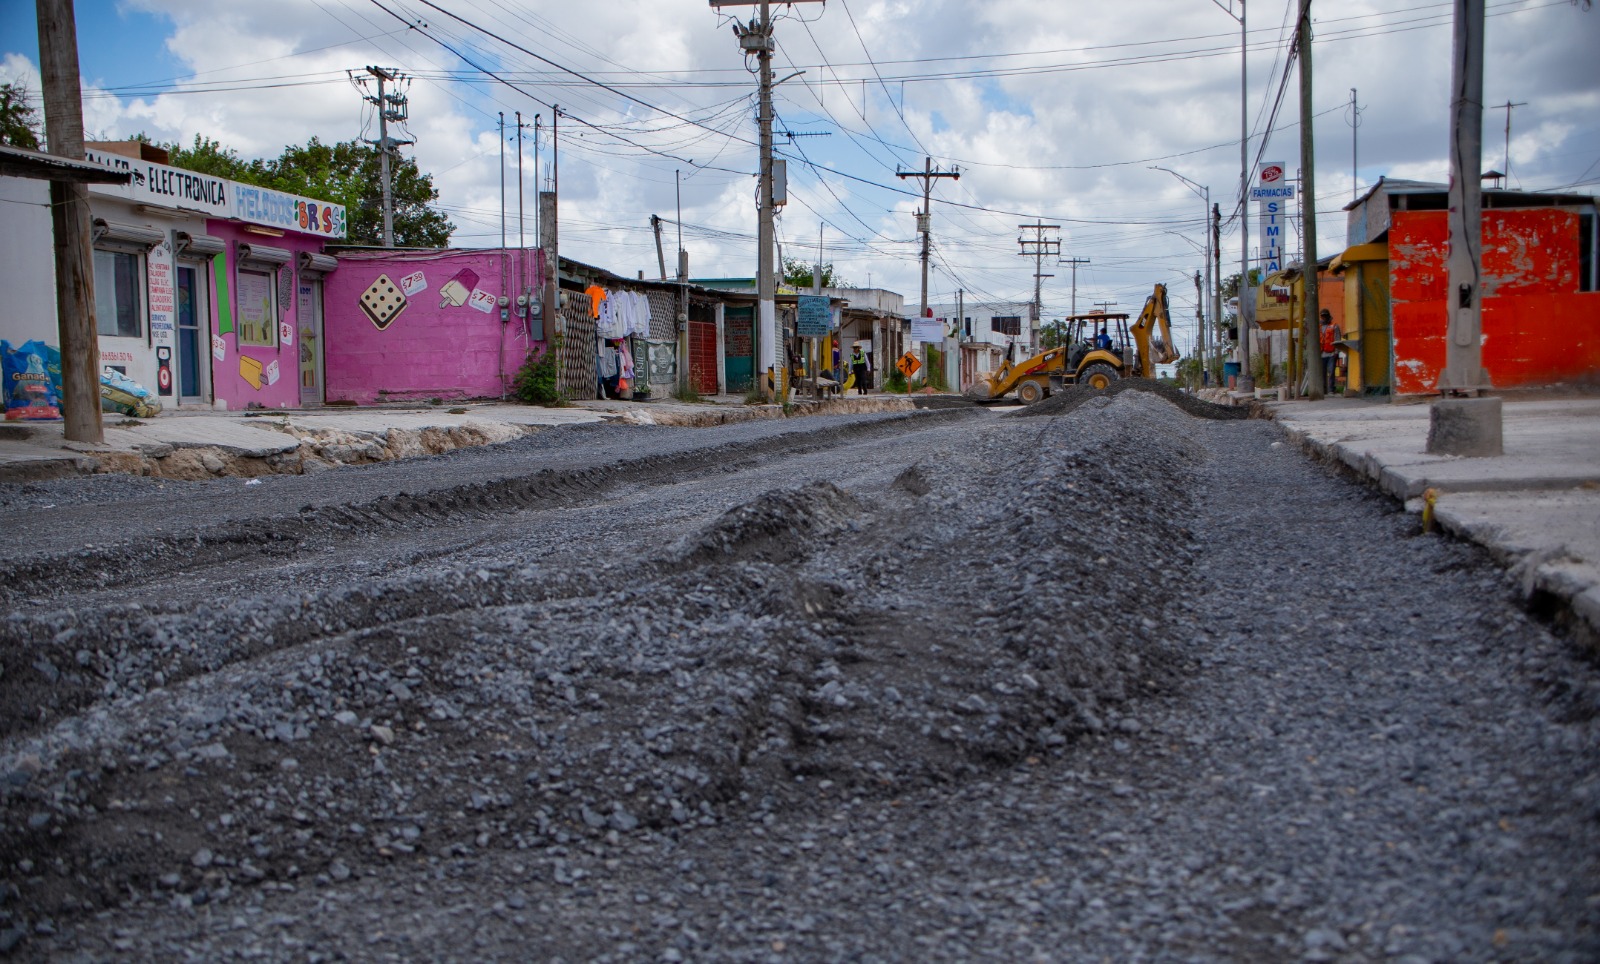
[[897, 352, 921, 379]]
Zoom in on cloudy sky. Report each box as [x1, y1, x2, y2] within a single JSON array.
[[4, 0, 1597, 353]]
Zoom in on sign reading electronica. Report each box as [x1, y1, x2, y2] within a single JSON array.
[[84, 149, 347, 239]]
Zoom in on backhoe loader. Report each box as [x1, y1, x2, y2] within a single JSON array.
[[963, 283, 1179, 404]]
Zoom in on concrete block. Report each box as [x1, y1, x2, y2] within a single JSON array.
[[1427, 397, 1504, 457]]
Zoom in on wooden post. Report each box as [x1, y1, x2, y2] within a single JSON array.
[[37, 0, 102, 444]]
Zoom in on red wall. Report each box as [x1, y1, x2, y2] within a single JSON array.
[[323, 250, 544, 405], [1389, 207, 1599, 394]]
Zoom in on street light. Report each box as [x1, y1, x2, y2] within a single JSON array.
[[1152, 166, 1214, 383], [1209, 0, 1252, 390]]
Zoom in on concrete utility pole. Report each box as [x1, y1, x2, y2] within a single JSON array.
[[1059, 256, 1090, 318], [1210, 0, 1254, 390], [1346, 87, 1364, 201], [1298, 0, 1323, 400], [713, 0, 820, 396], [1430, 0, 1503, 455], [361, 66, 412, 247], [651, 215, 668, 280], [37, 0, 102, 444], [1018, 220, 1060, 351], [539, 106, 559, 351], [896, 155, 960, 368]]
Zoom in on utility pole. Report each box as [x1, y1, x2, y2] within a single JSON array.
[[896, 155, 960, 370], [1094, 301, 1118, 314], [1431, 0, 1502, 454], [1059, 256, 1090, 318], [1152, 165, 1211, 390], [1495, 99, 1528, 185], [37, 0, 101, 444], [1212, 203, 1223, 384], [360, 66, 412, 247], [539, 107, 559, 349], [1212, 0, 1254, 391], [1017, 220, 1060, 351], [1298, 0, 1323, 400], [651, 215, 668, 280], [1346, 87, 1364, 201], [1194, 271, 1205, 387]]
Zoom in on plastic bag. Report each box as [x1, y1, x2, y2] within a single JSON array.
[[100, 367, 162, 418], [3, 340, 63, 421]]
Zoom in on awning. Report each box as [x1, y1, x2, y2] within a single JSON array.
[[298, 251, 338, 275], [236, 243, 292, 269], [174, 231, 226, 257], [90, 218, 166, 249], [1329, 242, 1388, 273]]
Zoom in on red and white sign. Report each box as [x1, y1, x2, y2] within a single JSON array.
[[1250, 160, 1294, 201], [1260, 163, 1285, 184]]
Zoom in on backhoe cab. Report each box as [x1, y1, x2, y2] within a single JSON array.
[[963, 283, 1178, 404]]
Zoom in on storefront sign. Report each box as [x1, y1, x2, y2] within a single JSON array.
[[797, 295, 831, 337], [1259, 198, 1286, 274], [1249, 161, 1295, 201], [232, 184, 347, 239], [84, 149, 232, 217], [146, 237, 176, 347]]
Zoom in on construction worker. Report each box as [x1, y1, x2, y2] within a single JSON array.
[[850, 345, 870, 395], [1320, 309, 1339, 394]]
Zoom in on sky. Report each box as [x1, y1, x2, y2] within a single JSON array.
[[4, 0, 1598, 358]]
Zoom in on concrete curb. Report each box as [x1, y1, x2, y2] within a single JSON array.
[[1277, 415, 1600, 651]]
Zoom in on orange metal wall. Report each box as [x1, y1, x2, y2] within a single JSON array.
[[1388, 208, 1599, 394]]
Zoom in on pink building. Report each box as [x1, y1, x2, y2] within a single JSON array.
[[321, 249, 545, 405], [201, 219, 341, 410]]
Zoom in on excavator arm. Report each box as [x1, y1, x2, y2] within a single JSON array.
[[1130, 283, 1179, 377]]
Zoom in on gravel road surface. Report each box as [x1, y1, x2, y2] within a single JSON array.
[[1, 391, 1596, 961]]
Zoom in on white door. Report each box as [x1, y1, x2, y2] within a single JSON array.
[[298, 279, 324, 406]]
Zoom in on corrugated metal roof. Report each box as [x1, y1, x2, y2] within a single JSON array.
[[0, 144, 132, 184]]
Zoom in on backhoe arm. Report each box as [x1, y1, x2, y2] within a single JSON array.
[[1131, 283, 1179, 376]]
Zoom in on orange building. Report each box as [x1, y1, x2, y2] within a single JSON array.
[[1335, 178, 1599, 396]]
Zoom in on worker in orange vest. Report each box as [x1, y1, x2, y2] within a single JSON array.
[[1319, 309, 1340, 395]]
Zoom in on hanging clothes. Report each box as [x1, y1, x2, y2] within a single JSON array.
[[597, 298, 627, 338], [617, 338, 636, 380], [585, 284, 608, 320]]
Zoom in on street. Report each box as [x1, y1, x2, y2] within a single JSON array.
[[2, 390, 1597, 961]]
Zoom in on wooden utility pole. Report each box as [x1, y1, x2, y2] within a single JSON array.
[[37, 0, 102, 444], [1298, 0, 1323, 400]]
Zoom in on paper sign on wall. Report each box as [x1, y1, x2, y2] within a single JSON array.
[[211, 334, 227, 362], [399, 270, 428, 297], [265, 359, 280, 386], [467, 288, 497, 314], [279, 320, 295, 347]]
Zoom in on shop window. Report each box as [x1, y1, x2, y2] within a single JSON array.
[[1581, 212, 1595, 293], [236, 268, 278, 348], [93, 249, 143, 339]]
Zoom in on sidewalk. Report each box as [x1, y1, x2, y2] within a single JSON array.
[[1266, 393, 1600, 649], [0, 393, 916, 483]]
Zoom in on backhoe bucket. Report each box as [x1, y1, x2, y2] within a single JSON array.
[[963, 380, 998, 400]]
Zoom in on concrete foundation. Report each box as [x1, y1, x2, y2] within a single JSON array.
[[1426, 396, 1504, 457]]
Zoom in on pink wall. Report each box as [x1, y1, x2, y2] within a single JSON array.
[[322, 250, 545, 405], [203, 220, 329, 410]]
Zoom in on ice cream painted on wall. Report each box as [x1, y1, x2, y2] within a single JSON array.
[[357, 267, 496, 331]]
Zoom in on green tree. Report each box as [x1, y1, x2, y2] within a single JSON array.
[[0, 82, 43, 149], [782, 256, 850, 290], [165, 135, 454, 247]]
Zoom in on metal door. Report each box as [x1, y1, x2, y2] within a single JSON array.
[[722, 305, 754, 392], [175, 264, 210, 403], [689, 320, 719, 395]]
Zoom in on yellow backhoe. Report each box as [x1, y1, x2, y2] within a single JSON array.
[[963, 284, 1179, 404]]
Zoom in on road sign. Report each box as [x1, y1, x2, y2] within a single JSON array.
[[897, 352, 921, 378]]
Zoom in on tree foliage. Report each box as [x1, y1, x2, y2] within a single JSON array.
[[0, 82, 43, 150], [164, 134, 454, 247], [782, 256, 850, 290]]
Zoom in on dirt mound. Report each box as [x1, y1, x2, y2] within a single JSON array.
[[1013, 378, 1250, 420]]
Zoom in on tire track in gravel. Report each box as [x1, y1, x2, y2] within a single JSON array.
[[0, 409, 976, 607]]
